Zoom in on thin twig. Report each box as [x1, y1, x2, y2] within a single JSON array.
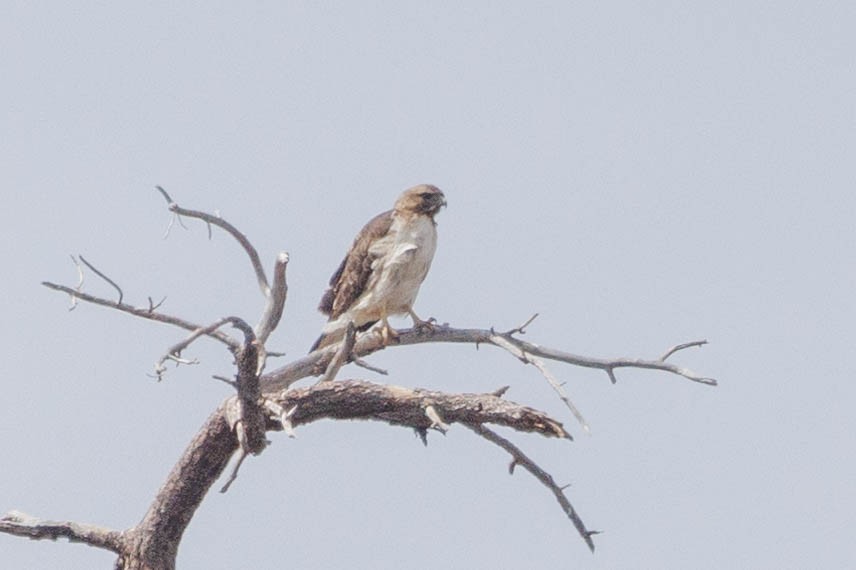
[[67, 254, 84, 311], [352, 357, 389, 375], [606, 367, 618, 385], [212, 375, 238, 389], [491, 334, 589, 432], [464, 424, 597, 552], [162, 211, 175, 238], [219, 450, 248, 494], [281, 404, 298, 438], [319, 322, 356, 382], [505, 312, 539, 335], [164, 354, 198, 366], [528, 354, 590, 434], [660, 339, 708, 362], [147, 296, 166, 312], [78, 255, 124, 304]]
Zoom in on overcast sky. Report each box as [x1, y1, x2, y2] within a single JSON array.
[[2, 2, 854, 568]]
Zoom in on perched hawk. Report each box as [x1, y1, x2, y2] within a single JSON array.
[[310, 184, 446, 352]]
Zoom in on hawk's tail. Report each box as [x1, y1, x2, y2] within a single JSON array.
[[308, 319, 378, 353]]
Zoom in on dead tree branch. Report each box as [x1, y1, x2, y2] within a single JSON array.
[[156, 186, 270, 296], [0, 511, 123, 554], [659, 339, 707, 361], [319, 322, 356, 383], [271, 380, 569, 438], [155, 186, 289, 373], [465, 423, 598, 552], [255, 251, 289, 347], [230, 317, 266, 456], [41, 281, 240, 351], [154, 316, 242, 379], [490, 332, 591, 432], [78, 255, 124, 304], [263, 325, 716, 393], [67, 254, 84, 310]]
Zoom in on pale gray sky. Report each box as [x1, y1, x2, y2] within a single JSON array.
[[2, 2, 854, 568]]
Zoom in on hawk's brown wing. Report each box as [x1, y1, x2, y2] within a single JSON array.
[[318, 209, 394, 320]]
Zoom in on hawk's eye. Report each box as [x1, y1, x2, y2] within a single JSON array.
[[420, 193, 433, 199]]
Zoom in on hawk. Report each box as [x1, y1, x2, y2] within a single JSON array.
[[310, 184, 446, 352]]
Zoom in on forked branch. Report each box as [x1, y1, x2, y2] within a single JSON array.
[[156, 185, 270, 296], [155, 186, 289, 371], [262, 325, 716, 393], [41, 281, 240, 351]]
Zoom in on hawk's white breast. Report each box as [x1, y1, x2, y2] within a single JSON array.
[[361, 213, 437, 316]]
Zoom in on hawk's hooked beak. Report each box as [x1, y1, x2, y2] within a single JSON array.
[[436, 193, 447, 210], [424, 192, 446, 216]]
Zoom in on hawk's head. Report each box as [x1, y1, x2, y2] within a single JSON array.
[[395, 184, 447, 217]]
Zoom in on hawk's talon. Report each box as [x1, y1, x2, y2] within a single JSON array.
[[413, 317, 437, 333], [408, 309, 436, 334]]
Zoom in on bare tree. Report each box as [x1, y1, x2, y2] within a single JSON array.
[[0, 189, 716, 569]]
